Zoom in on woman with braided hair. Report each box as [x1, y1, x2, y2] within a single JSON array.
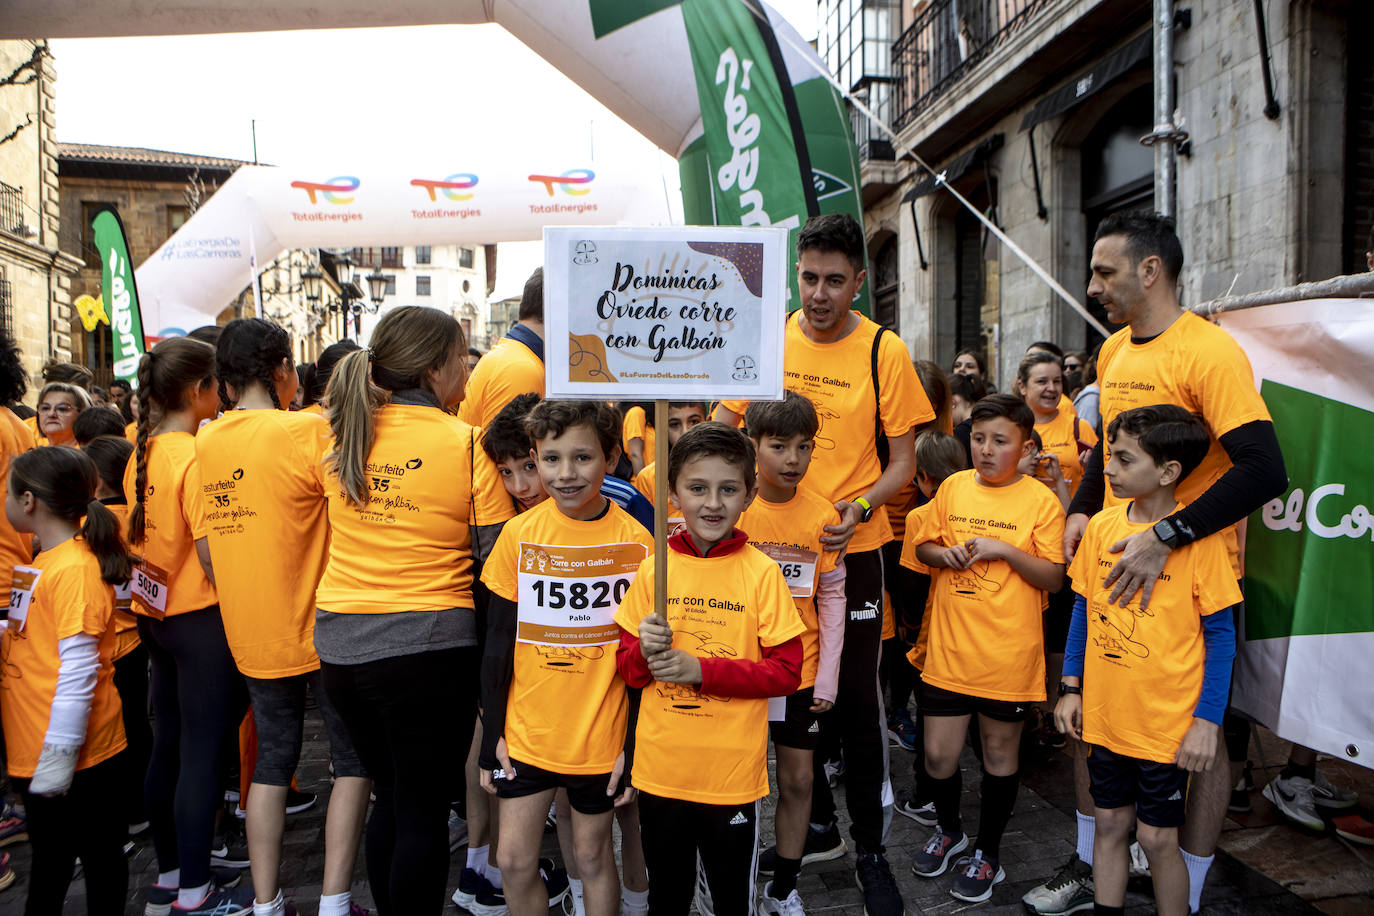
[[124, 336, 256, 915], [196, 318, 372, 916]]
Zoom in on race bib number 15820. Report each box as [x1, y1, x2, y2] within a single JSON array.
[[516, 541, 647, 647]]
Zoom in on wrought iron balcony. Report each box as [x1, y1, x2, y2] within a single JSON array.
[[892, 0, 1052, 131]]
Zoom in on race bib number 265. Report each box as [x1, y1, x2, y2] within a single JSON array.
[[516, 542, 647, 647]]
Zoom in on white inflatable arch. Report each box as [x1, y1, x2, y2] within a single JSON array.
[[4, 1, 867, 335]]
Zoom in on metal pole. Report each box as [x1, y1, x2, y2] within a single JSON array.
[[1153, 0, 1177, 216]]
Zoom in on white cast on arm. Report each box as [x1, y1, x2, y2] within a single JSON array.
[[812, 562, 847, 705], [29, 632, 99, 796]]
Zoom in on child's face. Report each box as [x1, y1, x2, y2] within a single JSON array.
[[753, 433, 813, 492], [1016, 445, 1042, 477], [670, 454, 755, 551], [1105, 430, 1174, 499], [666, 404, 707, 449], [970, 416, 1032, 486], [497, 452, 547, 512], [915, 468, 938, 499], [534, 422, 608, 520]]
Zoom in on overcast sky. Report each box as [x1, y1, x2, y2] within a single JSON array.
[[49, 2, 821, 301]]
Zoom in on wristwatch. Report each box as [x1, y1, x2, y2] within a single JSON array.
[[854, 496, 874, 523], [1058, 682, 1082, 698], [1152, 516, 1182, 549]]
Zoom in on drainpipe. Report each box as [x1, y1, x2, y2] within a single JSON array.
[[1143, 0, 1187, 217]]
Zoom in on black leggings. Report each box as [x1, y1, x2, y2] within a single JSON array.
[[638, 792, 758, 916], [322, 646, 478, 916], [809, 547, 890, 853], [112, 643, 152, 827], [139, 607, 248, 889], [17, 754, 128, 915]]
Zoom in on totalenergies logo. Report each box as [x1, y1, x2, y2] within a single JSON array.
[[289, 176, 360, 204], [411, 173, 479, 201], [529, 169, 595, 197]]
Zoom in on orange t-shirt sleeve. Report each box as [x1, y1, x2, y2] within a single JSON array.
[[482, 521, 521, 601], [1029, 489, 1067, 564], [1191, 534, 1244, 616], [182, 457, 209, 540], [756, 558, 806, 648], [470, 427, 518, 527], [632, 465, 653, 501], [1188, 330, 1272, 438], [901, 498, 945, 562], [50, 564, 115, 641], [877, 333, 935, 435], [1068, 515, 1104, 596]]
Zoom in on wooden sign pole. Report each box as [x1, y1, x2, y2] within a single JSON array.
[[652, 399, 669, 620]]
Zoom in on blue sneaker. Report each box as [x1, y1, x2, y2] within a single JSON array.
[[170, 886, 255, 914], [887, 709, 918, 752]]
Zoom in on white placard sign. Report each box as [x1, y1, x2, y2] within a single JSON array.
[[544, 226, 788, 401]]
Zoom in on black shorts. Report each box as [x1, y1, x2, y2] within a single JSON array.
[[919, 680, 1028, 723], [244, 669, 365, 785], [769, 688, 821, 750], [493, 756, 616, 815], [1087, 744, 1188, 828]]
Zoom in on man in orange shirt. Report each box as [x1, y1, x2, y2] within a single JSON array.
[[459, 268, 546, 430], [1030, 214, 1287, 916], [715, 214, 932, 916]]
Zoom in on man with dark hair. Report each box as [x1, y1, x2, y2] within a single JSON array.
[[716, 212, 932, 916], [1023, 212, 1287, 916], [460, 267, 546, 429]]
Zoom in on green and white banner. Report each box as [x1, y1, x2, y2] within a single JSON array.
[[91, 206, 148, 384], [1219, 299, 1374, 769]]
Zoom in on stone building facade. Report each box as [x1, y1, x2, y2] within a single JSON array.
[[837, 0, 1362, 390], [0, 40, 82, 395]]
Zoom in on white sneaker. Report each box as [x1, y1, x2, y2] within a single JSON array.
[[1021, 854, 1094, 914], [759, 881, 806, 915], [1128, 840, 1151, 878], [1312, 770, 1359, 810], [1263, 774, 1325, 831]]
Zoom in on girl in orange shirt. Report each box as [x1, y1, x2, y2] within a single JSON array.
[[2, 446, 132, 913], [126, 337, 255, 915], [199, 318, 370, 916], [85, 434, 152, 841], [316, 306, 513, 916]]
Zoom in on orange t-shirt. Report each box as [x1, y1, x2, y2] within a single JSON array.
[[622, 407, 657, 467], [740, 488, 840, 689], [101, 502, 140, 661], [1096, 312, 1272, 572], [1070, 503, 1241, 762], [316, 405, 515, 614], [1036, 407, 1097, 498], [457, 334, 545, 430], [902, 470, 1066, 702], [0, 539, 126, 778], [721, 313, 934, 553], [631, 463, 683, 530], [300, 403, 325, 418], [196, 410, 330, 678], [614, 545, 803, 805], [0, 408, 34, 599], [123, 432, 217, 617], [124, 421, 138, 444], [483, 500, 652, 774]]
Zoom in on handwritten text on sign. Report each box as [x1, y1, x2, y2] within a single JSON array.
[[544, 226, 786, 401]]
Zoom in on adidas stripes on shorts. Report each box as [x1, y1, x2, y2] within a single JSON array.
[[1087, 744, 1188, 828]]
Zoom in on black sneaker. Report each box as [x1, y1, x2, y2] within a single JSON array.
[[211, 816, 250, 868], [285, 788, 317, 815], [757, 822, 847, 875], [911, 825, 968, 878], [855, 850, 904, 916], [895, 795, 937, 826]]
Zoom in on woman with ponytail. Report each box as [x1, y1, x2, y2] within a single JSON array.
[[1, 446, 132, 913], [197, 318, 370, 916], [124, 336, 255, 915], [316, 306, 513, 915]]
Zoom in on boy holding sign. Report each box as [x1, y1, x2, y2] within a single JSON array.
[[615, 422, 804, 916], [479, 399, 651, 916], [740, 392, 847, 915]]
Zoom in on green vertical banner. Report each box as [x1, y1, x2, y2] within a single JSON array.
[[91, 206, 147, 384], [678, 0, 869, 315]]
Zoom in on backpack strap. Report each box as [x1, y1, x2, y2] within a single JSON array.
[[872, 326, 892, 471]]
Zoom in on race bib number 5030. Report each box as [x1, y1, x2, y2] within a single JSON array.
[[516, 542, 647, 647]]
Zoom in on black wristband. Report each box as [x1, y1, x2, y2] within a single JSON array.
[[1059, 682, 1082, 697]]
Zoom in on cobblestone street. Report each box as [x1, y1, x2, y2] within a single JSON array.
[[3, 708, 1369, 914]]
